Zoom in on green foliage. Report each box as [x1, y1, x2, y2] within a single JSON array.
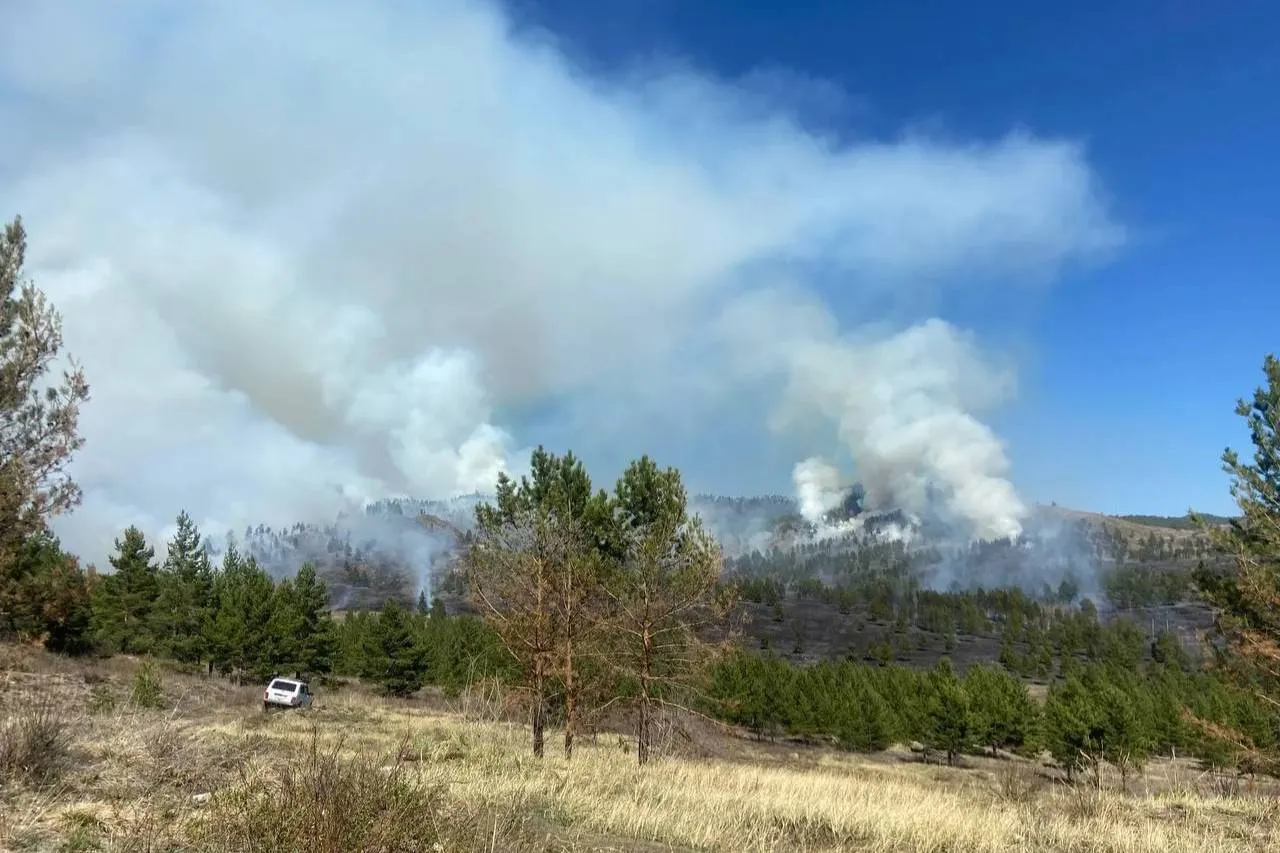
[[1193, 353, 1280, 772], [926, 659, 972, 765], [604, 455, 728, 764], [262, 563, 335, 679], [0, 531, 92, 653], [149, 511, 214, 664], [130, 660, 166, 710], [365, 598, 426, 697], [1044, 674, 1106, 780], [205, 545, 276, 680], [90, 526, 160, 655], [0, 215, 91, 601], [965, 663, 1039, 756]]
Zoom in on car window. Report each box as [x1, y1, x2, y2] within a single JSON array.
[[269, 679, 298, 692]]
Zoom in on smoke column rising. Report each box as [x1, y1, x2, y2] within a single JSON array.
[[793, 457, 848, 523], [772, 316, 1029, 542], [0, 0, 1120, 567]]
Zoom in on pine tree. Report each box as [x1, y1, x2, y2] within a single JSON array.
[[151, 511, 214, 664], [965, 663, 1039, 757], [1193, 353, 1280, 772], [368, 598, 425, 697], [926, 659, 972, 765], [292, 563, 334, 676], [1045, 674, 1106, 783], [91, 526, 160, 655], [465, 447, 615, 759], [0, 530, 91, 653], [263, 576, 301, 675], [205, 546, 275, 680], [260, 564, 333, 678], [1096, 679, 1152, 790], [604, 455, 733, 765], [0, 216, 90, 587], [836, 677, 893, 752]]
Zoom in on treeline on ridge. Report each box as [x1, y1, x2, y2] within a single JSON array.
[[5, 212, 1280, 780], [4, 471, 1277, 780]]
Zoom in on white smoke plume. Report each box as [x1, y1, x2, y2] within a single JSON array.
[[716, 286, 1031, 542], [793, 457, 848, 524], [792, 456, 919, 545], [0, 0, 1121, 568], [782, 319, 1028, 541]]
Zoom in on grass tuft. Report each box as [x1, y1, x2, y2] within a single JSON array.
[[185, 728, 450, 853], [0, 692, 73, 789]]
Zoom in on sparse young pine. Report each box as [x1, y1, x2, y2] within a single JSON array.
[[464, 447, 615, 760], [0, 215, 91, 630], [603, 455, 733, 765], [463, 476, 565, 757], [1193, 353, 1280, 773]]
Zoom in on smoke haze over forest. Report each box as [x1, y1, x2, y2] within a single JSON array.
[[0, 0, 1123, 568]]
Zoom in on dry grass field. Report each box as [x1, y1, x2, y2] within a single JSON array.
[[2, 644, 1277, 852]]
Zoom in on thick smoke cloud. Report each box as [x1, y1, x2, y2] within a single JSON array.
[[793, 458, 849, 524], [0, 0, 1122, 566], [783, 319, 1027, 541]]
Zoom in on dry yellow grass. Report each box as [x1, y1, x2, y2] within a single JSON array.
[[2, 646, 1278, 852]]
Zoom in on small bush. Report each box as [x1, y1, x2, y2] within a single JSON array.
[[992, 765, 1047, 804], [130, 660, 166, 710], [0, 696, 73, 788], [192, 730, 450, 852], [86, 685, 117, 715]]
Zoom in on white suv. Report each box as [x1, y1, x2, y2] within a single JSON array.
[[263, 677, 313, 711]]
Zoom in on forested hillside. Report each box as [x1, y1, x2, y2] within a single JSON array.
[[5, 210, 1279, 783]]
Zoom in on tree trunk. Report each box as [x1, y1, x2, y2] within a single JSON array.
[[637, 695, 650, 765], [532, 659, 546, 758], [564, 633, 575, 760], [636, 626, 653, 765]]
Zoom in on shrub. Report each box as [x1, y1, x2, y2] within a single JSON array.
[[191, 730, 449, 853], [130, 660, 166, 710], [0, 695, 72, 788], [86, 685, 117, 715]]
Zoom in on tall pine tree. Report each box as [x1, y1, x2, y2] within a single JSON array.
[[91, 526, 160, 655], [605, 455, 732, 765], [367, 598, 425, 697], [1194, 353, 1280, 772], [205, 545, 275, 680], [151, 511, 214, 664]]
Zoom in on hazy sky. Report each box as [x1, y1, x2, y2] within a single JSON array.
[[2, 0, 1273, 563]]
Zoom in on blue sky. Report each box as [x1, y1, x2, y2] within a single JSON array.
[[509, 0, 1280, 516], [2, 0, 1276, 557]]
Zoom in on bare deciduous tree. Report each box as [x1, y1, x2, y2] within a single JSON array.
[[464, 512, 561, 758]]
